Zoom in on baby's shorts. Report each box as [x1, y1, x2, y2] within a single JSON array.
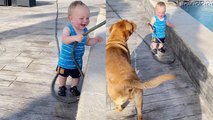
[[56, 66, 81, 78], [152, 37, 165, 43]]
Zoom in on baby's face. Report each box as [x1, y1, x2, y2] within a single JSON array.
[[156, 6, 166, 19], [70, 6, 90, 30]]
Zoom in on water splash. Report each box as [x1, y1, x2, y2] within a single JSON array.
[[133, 50, 140, 74]]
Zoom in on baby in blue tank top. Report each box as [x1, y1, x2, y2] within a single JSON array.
[[57, 1, 102, 97], [149, 1, 174, 55]]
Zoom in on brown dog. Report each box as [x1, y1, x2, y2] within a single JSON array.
[[106, 19, 176, 120]]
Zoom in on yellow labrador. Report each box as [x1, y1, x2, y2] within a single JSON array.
[[106, 19, 176, 120]]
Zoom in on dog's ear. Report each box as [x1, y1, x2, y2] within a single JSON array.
[[130, 22, 137, 32], [130, 74, 176, 89], [109, 24, 114, 33], [125, 21, 136, 34]]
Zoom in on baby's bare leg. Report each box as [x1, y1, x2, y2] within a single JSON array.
[[58, 75, 67, 86], [158, 43, 163, 49], [151, 42, 157, 49], [71, 77, 80, 87]]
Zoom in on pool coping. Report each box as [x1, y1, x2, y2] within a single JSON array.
[[76, 7, 106, 120]]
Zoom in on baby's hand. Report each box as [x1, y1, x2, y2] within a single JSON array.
[[170, 24, 175, 28], [95, 36, 103, 43], [167, 21, 175, 28], [75, 35, 84, 42]]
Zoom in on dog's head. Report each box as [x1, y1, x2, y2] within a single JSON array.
[[109, 19, 136, 42]]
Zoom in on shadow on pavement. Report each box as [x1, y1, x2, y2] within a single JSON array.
[[36, 1, 54, 6], [1, 93, 78, 120]]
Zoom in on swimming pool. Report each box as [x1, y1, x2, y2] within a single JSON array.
[[181, 5, 213, 32]]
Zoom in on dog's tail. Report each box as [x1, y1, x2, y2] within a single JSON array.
[[131, 74, 176, 89]]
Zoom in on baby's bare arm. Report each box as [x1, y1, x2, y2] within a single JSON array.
[[149, 17, 156, 32], [86, 36, 103, 46], [62, 27, 84, 44], [167, 20, 175, 28]]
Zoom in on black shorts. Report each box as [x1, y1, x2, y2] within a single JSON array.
[[56, 66, 81, 78], [152, 37, 165, 43]]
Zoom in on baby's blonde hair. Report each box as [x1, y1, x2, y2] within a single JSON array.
[[68, 1, 88, 18], [155, 1, 166, 9]]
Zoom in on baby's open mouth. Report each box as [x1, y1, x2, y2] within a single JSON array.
[[81, 24, 86, 27]]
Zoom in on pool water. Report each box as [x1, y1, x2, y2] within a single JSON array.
[[181, 5, 213, 31]]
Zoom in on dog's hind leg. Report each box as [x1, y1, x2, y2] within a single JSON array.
[[134, 90, 144, 120]]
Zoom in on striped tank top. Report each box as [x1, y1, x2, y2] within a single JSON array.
[[152, 15, 167, 39], [58, 23, 88, 69]]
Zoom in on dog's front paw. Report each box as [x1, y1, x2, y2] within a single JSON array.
[[137, 115, 143, 120]]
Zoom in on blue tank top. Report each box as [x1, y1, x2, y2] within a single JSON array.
[[58, 23, 88, 69], [152, 15, 167, 39]]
